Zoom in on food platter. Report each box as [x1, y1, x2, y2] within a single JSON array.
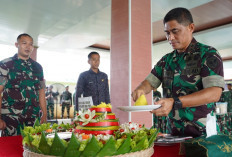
[[117, 105, 161, 112]]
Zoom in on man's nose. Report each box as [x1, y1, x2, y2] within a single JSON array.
[[167, 33, 174, 41]]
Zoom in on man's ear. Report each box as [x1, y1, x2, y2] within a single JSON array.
[[15, 42, 18, 48], [189, 23, 195, 33]]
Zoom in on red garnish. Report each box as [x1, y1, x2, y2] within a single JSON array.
[[120, 129, 124, 132], [129, 122, 132, 124], [84, 114, 90, 119], [100, 139, 106, 145], [139, 124, 142, 128], [131, 128, 135, 130]]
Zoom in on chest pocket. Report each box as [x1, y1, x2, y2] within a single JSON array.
[[162, 69, 174, 98], [162, 69, 174, 88], [181, 54, 201, 76], [7, 69, 24, 89], [98, 77, 106, 89], [86, 79, 95, 89]]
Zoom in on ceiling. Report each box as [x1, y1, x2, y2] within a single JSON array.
[[0, 0, 232, 65]]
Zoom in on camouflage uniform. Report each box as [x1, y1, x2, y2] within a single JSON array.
[[45, 91, 58, 119], [60, 91, 72, 118], [216, 113, 232, 135], [146, 38, 225, 137], [0, 54, 45, 136]]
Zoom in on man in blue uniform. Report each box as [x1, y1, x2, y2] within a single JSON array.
[[75, 51, 110, 110]]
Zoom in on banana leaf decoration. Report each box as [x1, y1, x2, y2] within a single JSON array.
[[148, 128, 159, 147], [96, 136, 117, 157], [50, 132, 66, 156], [38, 131, 51, 155], [131, 135, 148, 152], [33, 118, 40, 128], [81, 135, 101, 157], [64, 132, 81, 157], [27, 133, 42, 154], [114, 135, 131, 155]]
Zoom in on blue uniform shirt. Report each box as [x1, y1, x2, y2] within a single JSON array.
[[75, 69, 110, 110]]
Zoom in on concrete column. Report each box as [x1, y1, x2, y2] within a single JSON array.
[[31, 46, 38, 61], [111, 0, 152, 127]]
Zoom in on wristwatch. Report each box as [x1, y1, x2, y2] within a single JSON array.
[[173, 97, 182, 110]]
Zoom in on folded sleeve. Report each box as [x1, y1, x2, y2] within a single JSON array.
[[145, 56, 165, 89], [200, 50, 225, 89]]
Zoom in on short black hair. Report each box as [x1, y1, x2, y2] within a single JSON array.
[[227, 83, 232, 86], [17, 33, 33, 42], [88, 51, 99, 59], [163, 7, 193, 26]]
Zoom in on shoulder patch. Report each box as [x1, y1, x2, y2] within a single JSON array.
[[206, 56, 218, 69]]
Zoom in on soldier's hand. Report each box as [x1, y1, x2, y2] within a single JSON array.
[[131, 89, 145, 102], [40, 114, 47, 124], [0, 119, 6, 130], [60, 104, 62, 107], [150, 98, 174, 116]]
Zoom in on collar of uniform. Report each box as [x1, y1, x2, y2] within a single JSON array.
[[89, 68, 100, 74], [12, 53, 33, 64], [173, 38, 197, 56]]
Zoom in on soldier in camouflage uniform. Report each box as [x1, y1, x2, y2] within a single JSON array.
[[224, 84, 232, 112], [216, 83, 232, 135], [45, 85, 59, 119], [60, 86, 72, 119], [132, 8, 224, 137], [0, 33, 47, 136]]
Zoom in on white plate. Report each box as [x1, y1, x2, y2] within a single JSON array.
[[117, 105, 161, 112], [47, 132, 72, 139]]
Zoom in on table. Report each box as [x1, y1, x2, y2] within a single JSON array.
[[152, 143, 185, 157], [0, 135, 23, 157], [0, 136, 185, 157]]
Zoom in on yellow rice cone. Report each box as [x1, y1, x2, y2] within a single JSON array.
[[134, 94, 148, 106]]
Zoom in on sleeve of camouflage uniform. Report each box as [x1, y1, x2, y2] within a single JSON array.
[[37, 64, 46, 89], [0, 61, 9, 86], [0, 61, 8, 119], [200, 49, 225, 89], [145, 56, 165, 89], [75, 73, 85, 110], [37, 64, 47, 122]]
